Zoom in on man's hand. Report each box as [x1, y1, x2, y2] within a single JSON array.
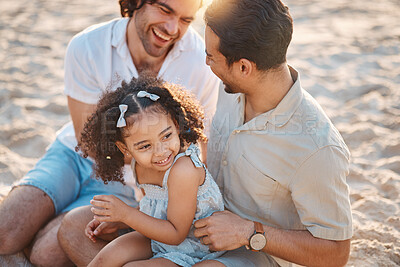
[[193, 210, 254, 251], [90, 195, 132, 223], [85, 219, 121, 243]]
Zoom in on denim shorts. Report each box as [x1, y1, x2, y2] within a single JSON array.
[[14, 139, 137, 215]]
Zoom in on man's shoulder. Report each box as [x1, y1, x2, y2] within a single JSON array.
[[68, 18, 125, 48], [77, 18, 123, 38], [296, 90, 349, 156], [66, 18, 125, 61]]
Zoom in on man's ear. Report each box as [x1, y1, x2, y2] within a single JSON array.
[[237, 58, 253, 77], [115, 141, 129, 155]]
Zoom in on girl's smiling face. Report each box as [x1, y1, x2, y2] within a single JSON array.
[[118, 110, 181, 172]]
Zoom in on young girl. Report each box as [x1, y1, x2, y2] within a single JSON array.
[[78, 76, 224, 267]]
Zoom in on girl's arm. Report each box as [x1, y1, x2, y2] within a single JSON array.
[[91, 156, 203, 246]]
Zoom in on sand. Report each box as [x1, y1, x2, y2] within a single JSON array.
[[1, 0, 399, 266]]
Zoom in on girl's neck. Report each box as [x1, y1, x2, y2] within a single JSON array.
[[134, 147, 184, 186], [135, 163, 167, 187]]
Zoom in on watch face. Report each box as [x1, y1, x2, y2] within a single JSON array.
[[250, 233, 267, 250]]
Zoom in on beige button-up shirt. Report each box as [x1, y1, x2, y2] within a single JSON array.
[[207, 67, 352, 266]]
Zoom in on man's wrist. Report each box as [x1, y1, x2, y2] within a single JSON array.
[[241, 219, 255, 246]]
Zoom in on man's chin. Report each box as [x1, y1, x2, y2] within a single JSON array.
[[223, 84, 235, 94]]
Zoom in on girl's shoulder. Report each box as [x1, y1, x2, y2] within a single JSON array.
[[168, 155, 205, 186]]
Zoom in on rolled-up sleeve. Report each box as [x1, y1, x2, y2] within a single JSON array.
[[64, 34, 101, 104], [290, 145, 353, 240]]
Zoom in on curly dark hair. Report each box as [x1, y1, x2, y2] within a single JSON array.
[[119, 0, 151, 17], [119, 0, 203, 17], [77, 75, 207, 184]]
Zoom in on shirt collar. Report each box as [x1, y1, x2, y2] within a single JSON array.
[[235, 66, 303, 129], [268, 66, 303, 127]]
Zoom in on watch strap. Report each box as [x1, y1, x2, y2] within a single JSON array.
[[254, 221, 264, 234], [246, 221, 266, 251]]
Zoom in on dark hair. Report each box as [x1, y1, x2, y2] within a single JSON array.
[[119, 0, 203, 17], [204, 0, 293, 71], [78, 76, 207, 184], [119, 0, 153, 17]]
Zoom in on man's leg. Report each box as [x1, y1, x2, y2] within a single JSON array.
[[1, 139, 94, 266], [27, 212, 74, 267], [0, 186, 54, 254], [58, 162, 137, 266], [0, 185, 73, 267], [58, 205, 111, 266]]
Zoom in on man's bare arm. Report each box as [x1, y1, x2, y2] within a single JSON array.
[[67, 97, 96, 153], [194, 210, 350, 267]]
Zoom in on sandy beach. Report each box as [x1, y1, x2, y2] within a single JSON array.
[[1, 0, 399, 266]]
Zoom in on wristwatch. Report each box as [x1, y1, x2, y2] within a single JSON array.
[[246, 221, 267, 251]]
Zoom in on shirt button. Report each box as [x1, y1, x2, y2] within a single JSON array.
[[222, 160, 228, 166]]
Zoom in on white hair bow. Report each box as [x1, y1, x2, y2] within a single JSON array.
[[116, 104, 128, 128], [137, 91, 160, 101]]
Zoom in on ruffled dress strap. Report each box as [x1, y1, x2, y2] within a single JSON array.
[[161, 144, 203, 188], [183, 143, 203, 168]]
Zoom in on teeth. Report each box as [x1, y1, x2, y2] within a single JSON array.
[[157, 155, 170, 164], [153, 28, 171, 41]]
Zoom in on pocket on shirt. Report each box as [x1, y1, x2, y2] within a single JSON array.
[[224, 154, 278, 218]]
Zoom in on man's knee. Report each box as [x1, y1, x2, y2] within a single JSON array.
[[28, 213, 72, 267], [58, 205, 92, 248], [58, 210, 76, 248], [29, 249, 52, 267], [29, 248, 73, 267], [0, 186, 55, 254], [0, 232, 21, 255]]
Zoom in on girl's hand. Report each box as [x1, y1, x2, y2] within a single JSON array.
[[85, 218, 122, 243], [85, 218, 100, 242], [90, 195, 131, 223]]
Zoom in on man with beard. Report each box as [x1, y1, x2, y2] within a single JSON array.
[[0, 0, 219, 266], [192, 0, 353, 266]]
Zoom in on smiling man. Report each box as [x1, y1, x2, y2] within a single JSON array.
[[0, 0, 219, 266], [193, 0, 353, 266]]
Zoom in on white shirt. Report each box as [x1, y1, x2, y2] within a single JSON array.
[[58, 18, 220, 151]]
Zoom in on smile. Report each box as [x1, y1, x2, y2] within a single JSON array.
[[155, 154, 172, 165], [152, 28, 172, 42]]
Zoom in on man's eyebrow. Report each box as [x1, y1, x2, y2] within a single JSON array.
[[156, 2, 175, 13], [155, 2, 195, 21]]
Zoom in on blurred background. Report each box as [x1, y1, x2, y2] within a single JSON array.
[[0, 0, 399, 266]]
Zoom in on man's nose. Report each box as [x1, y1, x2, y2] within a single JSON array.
[[164, 17, 179, 36]]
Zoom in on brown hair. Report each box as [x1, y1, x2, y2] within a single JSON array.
[[119, 0, 203, 17]]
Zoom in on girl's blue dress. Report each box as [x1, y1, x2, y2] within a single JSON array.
[[131, 144, 225, 266]]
